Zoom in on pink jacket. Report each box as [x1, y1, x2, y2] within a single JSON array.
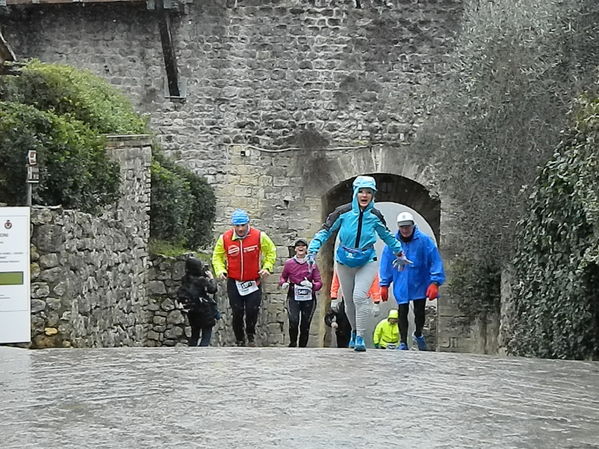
[[279, 258, 323, 291]]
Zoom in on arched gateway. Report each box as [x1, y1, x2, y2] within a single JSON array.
[[312, 173, 441, 348]]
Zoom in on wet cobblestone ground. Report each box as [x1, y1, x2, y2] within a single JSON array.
[[1, 346, 598, 448]]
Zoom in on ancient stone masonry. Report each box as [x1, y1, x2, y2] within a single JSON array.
[[146, 253, 292, 347], [144, 254, 231, 347], [6, 0, 478, 350], [29, 136, 152, 348]]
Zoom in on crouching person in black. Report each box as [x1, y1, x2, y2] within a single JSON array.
[[176, 257, 219, 347], [324, 300, 352, 348]]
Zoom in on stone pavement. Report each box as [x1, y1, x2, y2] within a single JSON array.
[[1, 346, 598, 449]]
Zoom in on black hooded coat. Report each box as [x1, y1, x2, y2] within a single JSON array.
[[176, 258, 218, 329]]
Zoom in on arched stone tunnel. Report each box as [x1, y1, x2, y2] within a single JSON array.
[[312, 172, 441, 347]]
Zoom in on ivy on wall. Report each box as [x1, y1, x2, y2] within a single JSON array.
[[507, 88, 599, 360]]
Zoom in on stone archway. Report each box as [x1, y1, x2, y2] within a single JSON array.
[[314, 173, 441, 347], [322, 173, 440, 240]]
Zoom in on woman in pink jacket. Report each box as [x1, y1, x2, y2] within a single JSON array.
[[280, 239, 323, 347]]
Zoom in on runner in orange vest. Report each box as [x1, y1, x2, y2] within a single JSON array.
[[212, 209, 276, 347]]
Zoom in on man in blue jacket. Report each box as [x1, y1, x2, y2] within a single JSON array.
[[379, 212, 445, 351]]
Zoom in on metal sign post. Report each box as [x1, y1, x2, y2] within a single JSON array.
[[25, 150, 39, 206]]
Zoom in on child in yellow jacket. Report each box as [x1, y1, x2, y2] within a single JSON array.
[[373, 309, 400, 349]]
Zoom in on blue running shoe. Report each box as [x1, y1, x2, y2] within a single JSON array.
[[397, 342, 409, 350], [354, 335, 366, 352], [412, 333, 427, 351], [348, 331, 357, 349]]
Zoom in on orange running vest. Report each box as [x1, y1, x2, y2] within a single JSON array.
[[223, 227, 262, 281]]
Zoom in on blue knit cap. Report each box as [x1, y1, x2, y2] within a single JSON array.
[[231, 209, 250, 225]]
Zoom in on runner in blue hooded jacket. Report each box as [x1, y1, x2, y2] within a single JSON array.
[[379, 212, 445, 351], [307, 175, 411, 352]]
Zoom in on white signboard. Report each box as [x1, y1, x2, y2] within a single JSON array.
[[0, 207, 31, 343]]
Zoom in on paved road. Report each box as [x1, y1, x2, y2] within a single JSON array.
[[1, 346, 598, 448]]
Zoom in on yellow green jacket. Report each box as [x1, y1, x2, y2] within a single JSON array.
[[212, 227, 277, 279], [373, 318, 400, 348]]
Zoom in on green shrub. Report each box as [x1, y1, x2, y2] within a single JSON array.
[[161, 155, 216, 248], [0, 60, 147, 134], [150, 151, 216, 249], [0, 101, 120, 212], [150, 159, 192, 245], [0, 60, 214, 247], [0, 60, 152, 212], [508, 89, 599, 360]]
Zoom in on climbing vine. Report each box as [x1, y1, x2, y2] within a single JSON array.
[[506, 89, 599, 360]]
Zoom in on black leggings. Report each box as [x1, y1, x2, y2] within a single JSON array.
[[287, 295, 316, 347], [227, 278, 262, 343], [398, 298, 426, 343]]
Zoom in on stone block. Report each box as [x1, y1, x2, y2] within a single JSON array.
[[31, 283, 50, 299], [146, 302, 160, 312], [35, 224, 64, 252], [30, 263, 40, 281], [160, 298, 175, 312], [31, 299, 46, 314], [153, 316, 167, 326], [46, 312, 60, 328], [39, 253, 60, 269], [39, 267, 64, 283], [167, 310, 185, 325], [148, 281, 167, 295]]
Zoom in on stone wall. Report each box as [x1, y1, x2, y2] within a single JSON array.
[[29, 136, 152, 348], [145, 254, 222, 346], [146, 253, 288, 347], [4, 0, 489, 351]]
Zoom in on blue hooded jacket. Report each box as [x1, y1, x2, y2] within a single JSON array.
[[379, 227, 445, 304], [308, 176, 404, 267]]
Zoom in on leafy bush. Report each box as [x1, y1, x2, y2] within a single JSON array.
[[507, 89, 599, 360], [0, 101, 120, 212], [150, 159, 193, 246], [0, 60, 215, 247], [0, 60, 152, 211], [150, 151, 216, 249], [0, 60, 147, 134], [164, 157, 216, 249]]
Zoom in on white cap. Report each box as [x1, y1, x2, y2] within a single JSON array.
[[396, 212, 415, 226]]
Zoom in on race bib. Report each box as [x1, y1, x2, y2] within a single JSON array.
[[294, 285, 312, 301], [236, 280, 259, 296]]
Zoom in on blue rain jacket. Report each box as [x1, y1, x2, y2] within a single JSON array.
[[308, 177, 403, 266], [379, 227, 445, 304]]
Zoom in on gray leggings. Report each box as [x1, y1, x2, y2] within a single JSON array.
[[336, 261, 378, 337]]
